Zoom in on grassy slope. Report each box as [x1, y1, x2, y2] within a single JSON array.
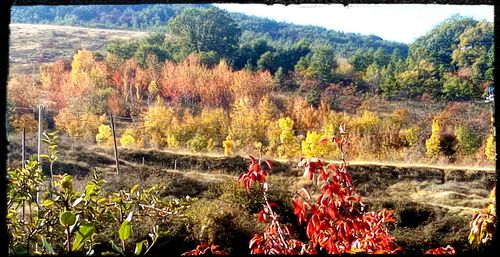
[[9, 23, 148, 74]]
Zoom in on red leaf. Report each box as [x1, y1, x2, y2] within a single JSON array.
[[249, 163, 260, 173], [260, 170, 268, 183], [424, 245, 456, 255], [257, 209, 267, 223], [373, 249, 387, 254], [319, 138, 330, 145], [268, 202, 279, 209], [320, 168, 329, 180], [249, 234, 262, 249]]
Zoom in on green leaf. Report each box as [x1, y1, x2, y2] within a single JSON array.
[[134, 240, 147, 255], [42, 199, 54, 207], [59, 211, 77, 226], [130, 184, 139, 194], [119, 220, 132, 241], [85, 184, 96, 199], [41, 236, 56, 255], [110, 240, 123, 254], [72, 225, 95, 251]]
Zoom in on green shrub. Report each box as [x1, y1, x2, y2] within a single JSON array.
[[455, 125, 481, 155], [187, 134, 209, 152]]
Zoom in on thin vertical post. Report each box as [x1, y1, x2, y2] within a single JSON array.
[[21, 127, 26, 169], [36, 105, 42, 205], [37, 105, 42, 165], [110, 113, 120, 175], [21, 127, 26, 222]]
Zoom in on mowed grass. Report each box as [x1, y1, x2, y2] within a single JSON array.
[[9, 23, 148, 74]]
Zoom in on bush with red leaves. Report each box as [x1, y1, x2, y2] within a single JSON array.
[[424, 245, 456, 255], [181, 244, 229, 256], [239, 155, 306, 254], [242, 124, 403, 254]]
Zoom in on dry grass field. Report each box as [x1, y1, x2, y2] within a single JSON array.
[[9, 23, 148, 74]]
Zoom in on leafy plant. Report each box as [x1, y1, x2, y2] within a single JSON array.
[[455, 125, 481, 155], [426, 118, 441, 159], [7, 136, 197, 255], [485, 133, 495, 160], [96, 124, 113, 146], [468, 185, 495, 248]]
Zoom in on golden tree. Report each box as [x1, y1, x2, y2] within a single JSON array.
[[425, 118, 441, 158], [142, 97, 175, 148]]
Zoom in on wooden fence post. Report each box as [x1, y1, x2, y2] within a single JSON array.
[[110, 113, 120, 175], [22, 127, 26, 169], [36, 105, 42, 205]]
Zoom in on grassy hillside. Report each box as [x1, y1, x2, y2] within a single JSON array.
[[11, 4, 408, 57], [9, 23, 148, 74], [6, 135, 495, 254]]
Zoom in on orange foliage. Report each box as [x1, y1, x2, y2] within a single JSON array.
[[160, 55, 273, 111], [8, 74, 40, 109], [286, 97, 327, 132]]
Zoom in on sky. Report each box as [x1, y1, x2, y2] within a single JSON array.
[[215, 4, 494, 44]]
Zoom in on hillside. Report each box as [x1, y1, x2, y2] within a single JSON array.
[[9, 23, 148, 74], [6, 137, 495, 254], [11, 4, 408, 57]]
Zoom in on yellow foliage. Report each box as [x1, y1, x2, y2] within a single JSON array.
[[301, 131, 324, 158], [351, 111, 380, 135], [425, 119, 441, 158], [485, 134, 495, 160], [468, 186, 496, 247], [207, 138, 215, 152], [169, 109, 197, 146], [55, 108, 105, 141], [95, 124, 113, 146], [166, 134, 180, 149], [70, 50, 96, 94], [320, 124, 340, 158], [265, 120, 281, 157], [198, 108, 228, 145], [399, 127, 421, 147], [223, 135, 233, 156], [120, 134, 136, 148], [277, 117, 300, 159], [120, 128, 143, 149], [324, 111, 351, 134], [142, 97, 175, 148], [229, 97, 273, 149]]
